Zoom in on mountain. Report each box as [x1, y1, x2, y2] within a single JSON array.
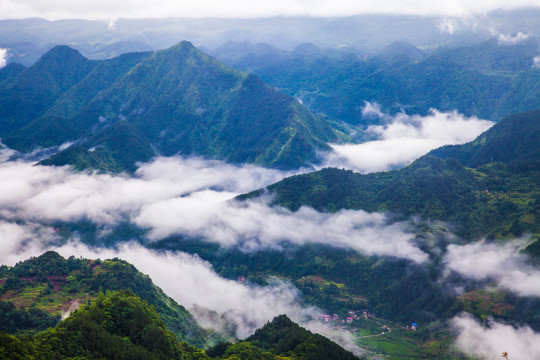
[[0, 46, 96, 135], [212, 39, 540, 125], [2, 51, 153, 156], [429, 110, 540, 167], [0, 290, 210, 360], [0, 251, 216, 347], [0, 293, 363, 360], [0, 253, 364, 360], [380, 40, 427, 63], [0, 42, 336, 171], [0, 62, 25, 85], [239, 110, 540, 239], [437, 37, 540, 74], [3, 9, 540, 65], [208, 314, 360, 360]]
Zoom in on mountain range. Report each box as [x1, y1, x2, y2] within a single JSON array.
[[2, 9, 540, 65], [0, 42, 335, 172], [1, 11, 540, 359], [211, 38, 540, 125]]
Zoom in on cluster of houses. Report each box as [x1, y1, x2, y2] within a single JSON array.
[[317, 309, 420, 335], [318, 309, 376, 324]]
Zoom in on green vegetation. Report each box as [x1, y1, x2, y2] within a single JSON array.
[[214, 39, 540, 125], [0, 301, 60, 334], [0, 290, 210, 360], [0, 46, 96, 135], [354, 324, 461, 360], [0, 42, 336, 171], [0, 251, 216, 348], [0, 254, 365, 360], [207, 314, 361, 360], [240, 110, 540, 240]]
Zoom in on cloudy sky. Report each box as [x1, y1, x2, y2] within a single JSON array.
[[1, 0, 539, 20]]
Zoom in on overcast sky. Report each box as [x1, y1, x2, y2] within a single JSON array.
[[1, 0, 539, 20]]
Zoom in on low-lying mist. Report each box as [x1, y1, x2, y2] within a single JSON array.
[[0, 150, 428, 262], [322, 104, 494, 173], [452, 313, 540, 360], [0, 106, 533, 358], [444, 238, 540, 298], [0, 228, 363, 354]]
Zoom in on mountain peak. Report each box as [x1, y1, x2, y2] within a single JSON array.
[[37, 45, 87, 65], [174, 40, 196, 49], [165, 40, 198, 55], [292, 42, 322, 57], [381, 40, 426, 62], [28, 44, 95, 91], [2, 41, 334, 171]]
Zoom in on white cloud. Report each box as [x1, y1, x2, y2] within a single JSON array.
[[0, 156, 289, 224], [0, 0, 539, 20], [438, 18, 458, 34], [497, 31, 531, 45], [323, 106, 494, 173], [533, 55, 540, 68], [361, 101, 386, 119], [444, 239, 540, 298], [134, 194, 428, 262], [107, 17, 117, 30], [0, 48, 8, 68], [0, 221, 58, 266], [452, 313, 540, 360], [0, 154, 426, 262]]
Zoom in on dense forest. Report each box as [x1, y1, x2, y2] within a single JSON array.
[[0, 251, 217, 347], [0, 42, 335, 172], [212, 38, 540, 126], [0, 253, 363, 360], [240, 110, 540, 240]]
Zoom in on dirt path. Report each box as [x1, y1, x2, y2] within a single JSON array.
[[361, 322, 391, 338]]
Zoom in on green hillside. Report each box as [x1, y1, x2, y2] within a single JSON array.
[[0, 253, 366, 360], [0, 46, 96, 135], [213, 39, 540, 125], [0, 62, 26, 86], [0, 292, 363, 360], [0, 290, 210, 360], [0, 251, 216, 347], [239, 110, 540, 240], [429, 110, 540, 167], [0, 42, 336, 171], [207, 314, 360, 360]]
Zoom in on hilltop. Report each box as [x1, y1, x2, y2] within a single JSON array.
[[0, 251, 215, 347]]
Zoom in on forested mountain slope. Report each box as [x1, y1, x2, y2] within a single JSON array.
[[212, 39, 540, 125], [0, 252, 363, 360], [239, 110, 540, 239], [0, 42, 336, 171], [0, 290, 210, 360], [0, 251, 215, 347]]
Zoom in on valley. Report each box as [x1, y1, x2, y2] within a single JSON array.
[[0, 5, 539, 360]]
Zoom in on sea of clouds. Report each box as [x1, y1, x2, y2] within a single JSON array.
[[2, 106, 538, 358]]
